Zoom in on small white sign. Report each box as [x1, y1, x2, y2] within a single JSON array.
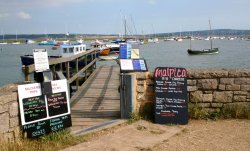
[[33, 49, 50, 72], [120, 59, 133, 70]]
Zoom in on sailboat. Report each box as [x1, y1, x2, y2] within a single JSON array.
[[0, 30, 7, 45], [12, 31, 21, 44], [187, 19, 219, 55]]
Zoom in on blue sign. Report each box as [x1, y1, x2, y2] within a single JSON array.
[[119, 43, 131, 59]]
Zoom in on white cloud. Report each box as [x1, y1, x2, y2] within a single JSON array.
[[0, 13, 9, 18], [17, 11, 32, 20]]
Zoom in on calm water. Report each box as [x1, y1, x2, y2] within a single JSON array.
[[0, 39, 249, 86]]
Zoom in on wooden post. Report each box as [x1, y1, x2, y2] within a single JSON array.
[[85, 55, 87, 80], [76, 58, 79, 90], [66, 61, 70, 79], [52, 65, 56, 80], [24, 66, 30, 81]]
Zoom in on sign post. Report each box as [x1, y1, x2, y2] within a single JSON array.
[[154, 67, 188, 125], [18, 49, 72, 138]]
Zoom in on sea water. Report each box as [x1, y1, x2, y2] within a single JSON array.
[[0, 39, 249, 86]]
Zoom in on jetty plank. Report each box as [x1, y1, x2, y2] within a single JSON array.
[[70, 65, 121, 133]]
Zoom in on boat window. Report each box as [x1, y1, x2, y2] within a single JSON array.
[[76, 47, 79, 52], [80, 47, 82, 51], [63, 48, 67, 53], [69, 47, 74, 53]]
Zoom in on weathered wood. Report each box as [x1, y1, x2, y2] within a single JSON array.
[[70, 65, 121, 132]]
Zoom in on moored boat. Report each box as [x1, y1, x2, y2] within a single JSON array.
[[187, 19, 219, 55], [20, 43, 88, 67], [187, 48, 219, 55]]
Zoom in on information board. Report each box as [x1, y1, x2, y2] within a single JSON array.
[[33, 49, 50, 72], [120, 59, 148, 72], [154, 67, 188, 125], [18, 79, 71, 138]]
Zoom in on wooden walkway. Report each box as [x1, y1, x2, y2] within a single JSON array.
[[70, 65, 121, 133]]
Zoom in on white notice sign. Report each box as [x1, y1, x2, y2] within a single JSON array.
[[33, 49, 50, 72], [120, 59, 133, 70]]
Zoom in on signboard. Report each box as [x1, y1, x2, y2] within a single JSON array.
[[131, 44, 140, 59], [18, 79, 71, 138], [33, 49, 50, 72], [119, 43, 131, 59], [154, 67, 188, 125], [120, 59, 148, 72]]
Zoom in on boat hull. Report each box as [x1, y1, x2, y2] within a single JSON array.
[[187, 48, 219, 55]]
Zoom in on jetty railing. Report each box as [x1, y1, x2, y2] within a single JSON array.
[[23, 48, 99, 91]]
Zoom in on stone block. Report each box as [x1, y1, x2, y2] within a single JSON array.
[[202, 94, 213, 102], [137, 93, 145, 101], [233, 96, 247, 102], [190, 91, 203, 103], [247, 92, 250, 99], [234, 78, 250, 85], [9, 102, 19, 117], [241, 85, 250, 91], [196, 103, 210, 108], [0, 112, 9, 133], [223, 102, 250, 108], [187, 69, 228, 78], [197, 79, 218, 90], [137, 85, 145, 93], [10, 117, 19, 128], [0, 104, 8, 114], [147, 72, 154, 79], [211, 103, 223, 108], [218, 84, 226, 90], [220, 78, 234, 85], [187, 86, 197, 92], [229, 69, 250, 77], [0, 93, 17, 105], [187, 80, 196, 86], [137, 80, 145, 85], [213, 91, 233, 103], [226, 84, 240, 91], [204, 91, 212, 94], [146, 79, 154, 86], [234, 91, 247, 95], [136, 73, 147, 80]]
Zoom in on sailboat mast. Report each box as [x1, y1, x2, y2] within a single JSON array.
[[209, 19, 212, 49], [124, 16, 127, 41]]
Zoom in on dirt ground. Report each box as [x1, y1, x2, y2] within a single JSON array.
[[62, 119, 250, 151]]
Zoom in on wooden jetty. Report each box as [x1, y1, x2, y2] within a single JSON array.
[[23, 50, 121, 134], [70, 65, 120, 133]]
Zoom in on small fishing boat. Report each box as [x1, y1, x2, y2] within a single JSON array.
[[187, 19, 219, 55], [187, 48, 219, 55]]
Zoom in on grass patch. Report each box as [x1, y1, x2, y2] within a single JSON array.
[[189, 103, 250, 120], [128, 112, 141, 124], [0, 129, 91, 151]]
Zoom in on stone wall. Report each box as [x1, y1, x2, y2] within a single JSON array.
[[0, 83, 21, 141], [135, 69, 250, 115]]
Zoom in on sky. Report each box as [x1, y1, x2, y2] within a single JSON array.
[[0, 0, 250, 35]]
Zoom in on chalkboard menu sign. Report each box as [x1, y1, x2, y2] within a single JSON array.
[[18, 79, 71, 138], [23, 96, 47, 122], [47, 92, 68, 116], [23, 114, 72, 138], [154, 67, 188, 125]]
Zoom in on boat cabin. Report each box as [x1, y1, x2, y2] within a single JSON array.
[[60, 44, 87, 57]]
